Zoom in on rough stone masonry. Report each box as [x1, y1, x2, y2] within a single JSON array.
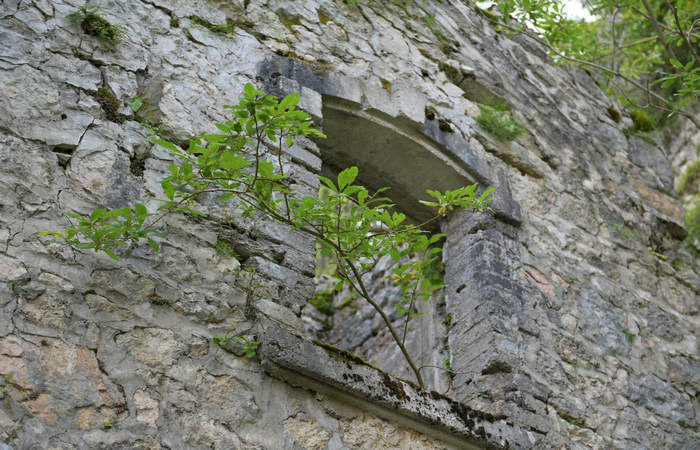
[[0, 0, 698, 449]]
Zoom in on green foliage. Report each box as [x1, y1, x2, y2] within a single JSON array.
[[102, 417, 114, 431], [609, 221, 641, 241], [566, 417, 585, 427], [677, 162, 700, 196], [130, 96, 144, 113], [475, 104, 523, 142], [190, 16, 235, 34], [685, 199, 700, 243], [443, 357, 451, 370], [480, 0, 699, 117], [215, 239, 238, 258], [40, 205, 162, 260], [67, 5, 124, 44], [630, 108, 655, 132], [623, 330, 636, 344], [40, 205, 163, 259], [46, 84, 494, 388], [140, 119, 163, 137], [655, 59, 700, 111], [214, 329, 260, 358], [309, 288, 337, 316]]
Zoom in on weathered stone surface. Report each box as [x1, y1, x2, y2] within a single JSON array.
[[115, 328, 183, 370], [0, 0, 698, 448]]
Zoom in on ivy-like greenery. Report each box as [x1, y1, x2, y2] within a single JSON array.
[[43, 85, 493, 388]]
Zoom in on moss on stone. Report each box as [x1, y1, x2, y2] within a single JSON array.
[[317, 10, 331, 25], [475, 6, 500, 23], [475, 104, 523, 142], [607, 105, 622, 123], [425, 106, 437, 121], [438, 118, 453, 133], [67, 6, 124, 44], [630, 108, 655, 132], [311, 339, 379, 370], [381, 372, 407, 401], [438, 61, 461, 85], [94, 87, 124, 123], [190, 16, 235, 34], [280, 16, 302, 30]]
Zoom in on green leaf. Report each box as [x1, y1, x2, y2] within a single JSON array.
[[214, 122, 230, 133], [479, 187, 495, 203], [134, 203, 148, 223], [221, 151, 250, 172], [147, 238, 160, 251], [318, 176, 337, 192], [244, 83, 257, 100], [258, 160, 274, 178], [280, 92, 300, 110], [130, 96, 144, 113], [337, 166, 358, 191], [91, 209, 106, 221], [153, 139, 179, 153], [389, 246, 400, 262], [162, 180, 175, 200]]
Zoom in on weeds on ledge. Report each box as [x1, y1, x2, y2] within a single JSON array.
[[475, 104, 523, 142], [67, 5, 124, 44]]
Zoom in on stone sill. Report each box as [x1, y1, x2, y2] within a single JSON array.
[[259, 324, 506, 449]]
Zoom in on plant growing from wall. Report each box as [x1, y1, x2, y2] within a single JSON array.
[[475, 104, 523, 142], [43, 84, 493, 389], [67, 5, 125, 44]]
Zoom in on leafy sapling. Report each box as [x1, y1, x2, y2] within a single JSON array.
[[45, 84, 494, 389]]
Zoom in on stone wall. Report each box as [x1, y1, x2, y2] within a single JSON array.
[[0, 0, 698, 448]]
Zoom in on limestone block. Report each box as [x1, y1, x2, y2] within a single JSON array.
[[0, 255, 28, 282], [115, 328, 184, 370]]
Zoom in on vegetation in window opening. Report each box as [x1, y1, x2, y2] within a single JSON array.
[[67, 5, 125, 44], [42, 84, 494, 389]]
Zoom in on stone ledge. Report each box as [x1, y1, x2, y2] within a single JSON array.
[[258, 324, 511, 449]]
